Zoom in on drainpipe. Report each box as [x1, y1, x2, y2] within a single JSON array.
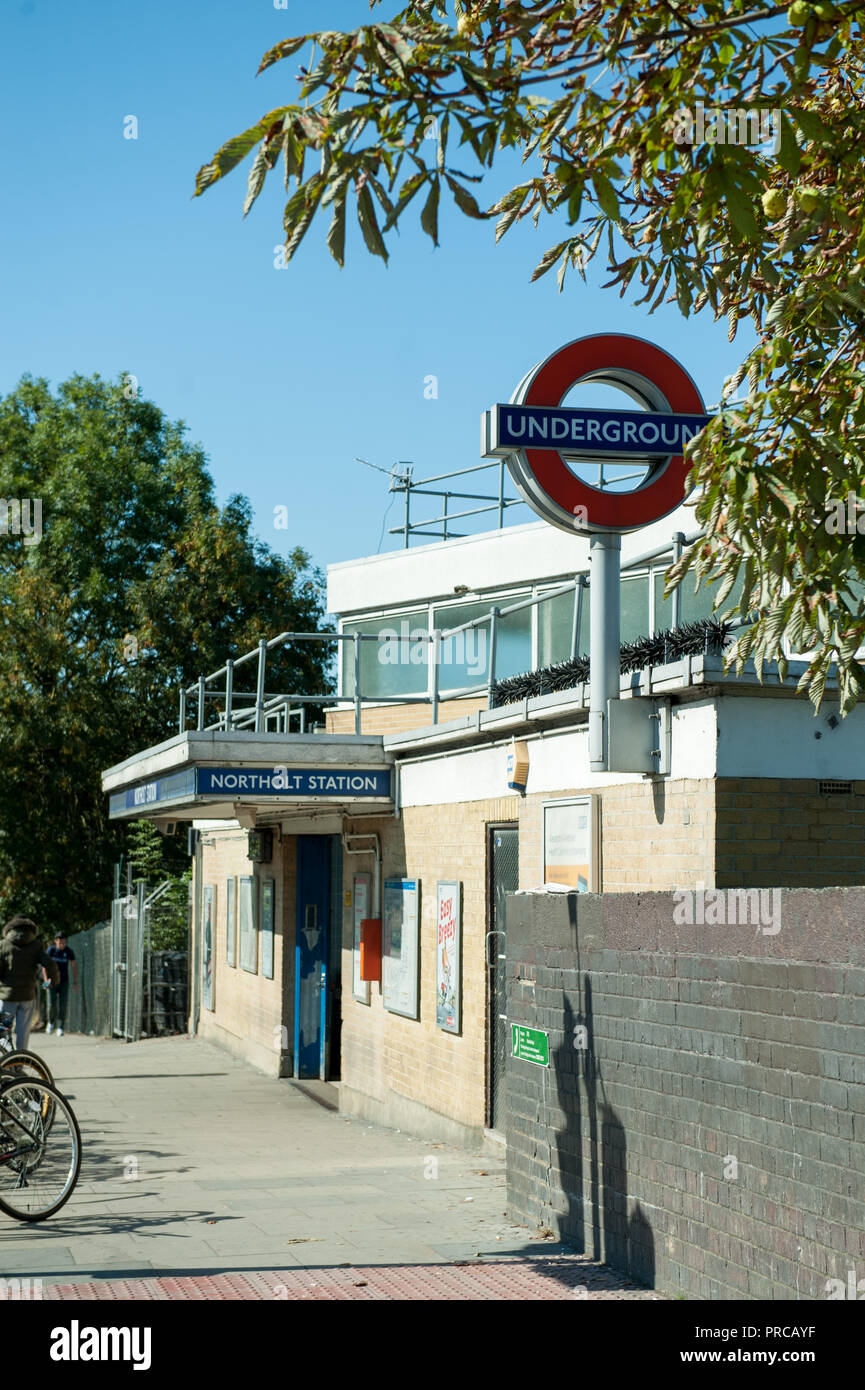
[[589, 532, 621, 773], [191, 830, 202, 1036], [342, 830, 382, 917]]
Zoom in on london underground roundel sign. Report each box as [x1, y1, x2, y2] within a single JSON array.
[[481, 334, 712, 534]]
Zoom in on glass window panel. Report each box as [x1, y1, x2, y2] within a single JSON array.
[[433, 599, 532, 690], [620, 574, 650, 644], [341, 610, 429, 698], [653, 568, 746, 631], [538, 586, 590, 666]]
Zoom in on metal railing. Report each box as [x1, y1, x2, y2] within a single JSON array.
[[389, 459, 527, 544], [178, 529, 701, 736]]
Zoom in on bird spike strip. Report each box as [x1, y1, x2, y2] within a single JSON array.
[[489, 618, 733, 709]]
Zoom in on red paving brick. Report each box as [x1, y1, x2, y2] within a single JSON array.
[[46, 1259, 661, 1301]]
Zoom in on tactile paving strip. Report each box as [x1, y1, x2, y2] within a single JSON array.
[[46, 1259, 662, 1301]]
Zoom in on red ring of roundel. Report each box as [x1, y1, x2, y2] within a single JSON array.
[[523, 335, 705, 530]]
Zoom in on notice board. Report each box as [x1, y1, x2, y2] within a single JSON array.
[[239, 876, 257, 973], [383, 878, 420, 1018], [541, 796, 598, 891]]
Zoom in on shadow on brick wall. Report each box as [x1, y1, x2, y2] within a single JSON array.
[[555, 980, 656, 1286]]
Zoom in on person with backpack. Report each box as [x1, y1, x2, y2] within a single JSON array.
[[0, 917, 60, 1051]]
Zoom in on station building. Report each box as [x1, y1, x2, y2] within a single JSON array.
[[103, 502, 865, 1149]]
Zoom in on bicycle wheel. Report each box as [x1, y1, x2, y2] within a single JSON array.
[[0, 1050, 54, 1086], [0, 1052, 56, 1133], [0, 1078, 80, 1221]]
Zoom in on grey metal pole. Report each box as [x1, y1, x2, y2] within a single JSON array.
[[486, 607, 500, 705], [571, 575, 587, 660], [179, 688, 186, 734], [498, 462, 505, 529], [255, 639, 267, 733], [354, 631, 362, 735], [589, 533, 621, 772], [429, 628, 441, 725], [197, 676, 205, 732], [225, 659, 234, 731], [671, 531, 685, 629]]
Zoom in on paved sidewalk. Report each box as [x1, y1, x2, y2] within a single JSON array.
[[0, 1034, 661, 1300]]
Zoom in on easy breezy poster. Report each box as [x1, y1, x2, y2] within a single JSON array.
[[435, 881, 461, 1034]]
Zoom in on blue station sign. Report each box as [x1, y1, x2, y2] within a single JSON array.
[[484, 404, 712, 459], [196, 768, 392, 797], [109, 765, 392, 818]]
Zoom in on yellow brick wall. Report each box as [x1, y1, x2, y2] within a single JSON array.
[[325, 697, 485, 736], [339, 799, 519, 1133], [195, 830, 286, 1075], [519, 779, 717, 892], [715, 778, 865, 887]]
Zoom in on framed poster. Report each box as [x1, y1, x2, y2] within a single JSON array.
[[541, 796, 599, 892], [260, 878, 275, 980], [239, 875, 257, 973], [352, 871, 372, 1004], [201, 885, 216, 1011], [382, 878, 420, 1019], [435, 881, 461, 1034], [225, 877, 236, 968]]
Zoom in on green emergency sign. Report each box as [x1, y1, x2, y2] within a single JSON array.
[[511, 1024, 550, 1067]]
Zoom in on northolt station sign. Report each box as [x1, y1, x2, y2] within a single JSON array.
[[109, 765, 393, 818]]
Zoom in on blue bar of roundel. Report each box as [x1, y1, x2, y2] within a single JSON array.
[[493, 404, 713, 456]]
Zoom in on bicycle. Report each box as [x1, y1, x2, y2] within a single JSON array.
[[0, 1073, 81, 1221]]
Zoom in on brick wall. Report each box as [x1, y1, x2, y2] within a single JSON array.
[[506, 889, 865, 1299], [339, 798, 518, 1142], [325, 697, 485, 736], [519, 780, 716, 892], [196, 830, 287, 1075], [716, 779, 865, 888]]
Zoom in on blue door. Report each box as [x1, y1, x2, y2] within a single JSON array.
[[295, 837, 330, 1078]]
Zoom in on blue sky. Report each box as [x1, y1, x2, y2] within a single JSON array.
[[1, 0, 750, 577]]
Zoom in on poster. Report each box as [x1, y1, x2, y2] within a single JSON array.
[[542, 797, 597, 891], [435, 881, 461, 1034], [225, 877, 236, 968], [260, 878, 275, 980], [352, 872, 371, 1004], [239, 875, 257, 973], [201, 885, 215, 1011], [382, 878, 420, 1019]]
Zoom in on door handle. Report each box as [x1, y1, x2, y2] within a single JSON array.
[[485, 930, 504, 969]]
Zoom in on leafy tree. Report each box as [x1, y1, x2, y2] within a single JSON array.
[[128, 818, 174, 886], [195, 0, 865, 710], [0, 373, 332, 933], [128, 821, 190, 951]]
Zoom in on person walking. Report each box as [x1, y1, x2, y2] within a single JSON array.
[[45, 933, 78, 1036], [0, 917, 59, 1052]]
